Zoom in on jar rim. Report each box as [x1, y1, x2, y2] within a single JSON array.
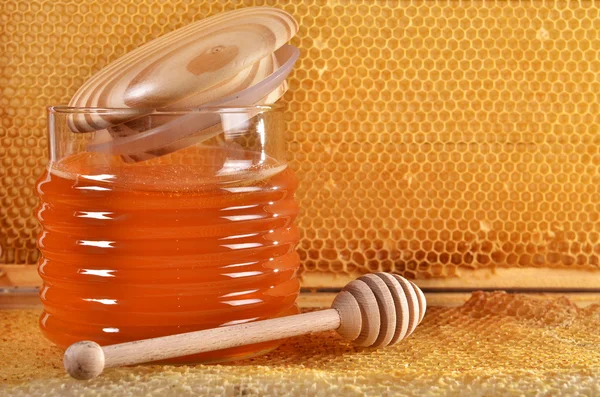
[[47, 104, 284, 115]]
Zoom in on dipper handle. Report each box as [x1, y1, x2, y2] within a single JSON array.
[[64, 309, 341, 380], [64, 273, 426, 380]]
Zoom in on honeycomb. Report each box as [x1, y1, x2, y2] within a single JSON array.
[[2, 293, 600, 395], [2, 1, 600, 282]]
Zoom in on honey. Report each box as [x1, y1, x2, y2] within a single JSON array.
[[36, 147, 300, 363]]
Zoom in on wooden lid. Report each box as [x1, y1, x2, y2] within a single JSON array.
[[68, 7, 298, 132]]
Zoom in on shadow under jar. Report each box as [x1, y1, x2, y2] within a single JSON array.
[[36, 106, 300, 363]]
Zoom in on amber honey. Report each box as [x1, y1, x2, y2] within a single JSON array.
[[36, 147, 300, 363]]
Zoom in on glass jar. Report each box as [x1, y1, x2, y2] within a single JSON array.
[[36, 106, 300, 363]]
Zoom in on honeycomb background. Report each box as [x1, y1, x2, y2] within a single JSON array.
[[2, 1, 600, 283], [2, 293, 600, 395]]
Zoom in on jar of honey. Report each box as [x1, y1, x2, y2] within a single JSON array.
[[36, 106, 300, 363]]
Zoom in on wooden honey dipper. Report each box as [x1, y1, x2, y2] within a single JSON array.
[[63, 273, 426, 380]]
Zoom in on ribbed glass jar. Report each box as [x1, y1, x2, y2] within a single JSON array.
[[37, 106, 300, 363]]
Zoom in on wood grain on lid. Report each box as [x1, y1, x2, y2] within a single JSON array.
[[68, 7, 298, 132]]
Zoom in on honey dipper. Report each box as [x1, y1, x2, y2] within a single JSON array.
[[63, 273, 426, 380]]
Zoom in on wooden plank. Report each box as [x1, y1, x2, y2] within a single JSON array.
[[300, 268, 600, 291], [298, 292, 477, 309], [0, 264, 41, 287], [0, 289, 40, 309], [5, 263, 600, 291], [297, 292, 337, 309], [298, 292, 482, 309], [5, 289, 597, 311], [298, 291, 600, 309]]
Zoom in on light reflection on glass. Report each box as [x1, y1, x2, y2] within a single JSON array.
[[81, 174, 116, 182], [84, 298, 117, 305], [256, 118, 266, 163], [75, 186, 111, 191], [221, 214, 264, 221], [219, 233, 259, 240], [222, 298, 263, 306], [216, 159, 253, 176], [76, 211, 113, 220], [38, 258, 48, 274], [221, 112, 251, 137], [223, 271, 263, 278], [221, 317, 260, 327], [221, 204, 259, 211], [80, 269, 115, 278], [222, 186, 262, 193], [37, 203, 49, 221], [222, 243, 263, 250], [221, 289, 259, 298], [38, 230, 48, 248], [77, 240, 115, 248], [222, 261, 259, 268]]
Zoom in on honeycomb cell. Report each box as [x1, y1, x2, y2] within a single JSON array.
[[1, 1, 600, 282]]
